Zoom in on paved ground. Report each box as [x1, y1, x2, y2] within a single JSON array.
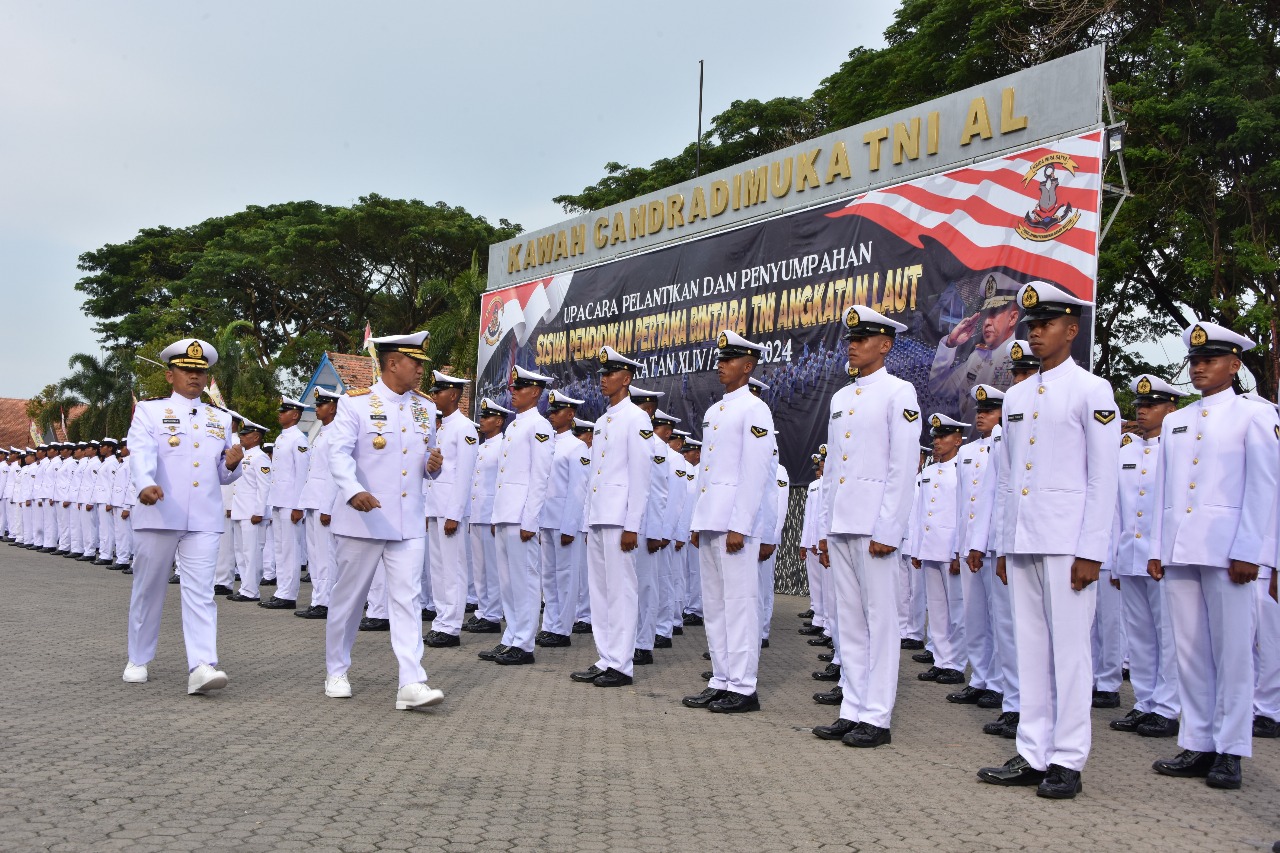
[[1, 544, 1277, 853]]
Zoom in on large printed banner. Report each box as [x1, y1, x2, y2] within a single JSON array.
[[477, 130, 1103, 482]]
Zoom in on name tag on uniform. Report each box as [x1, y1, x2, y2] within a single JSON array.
[[1172, 426, 1188, 434], [162, 418, 180, 425], [369, 414, 387, 422], [831, 411, 842, 420], [962, 458, 972, 464], [1122, 463, 1136, 469], [922, 478, 931, 483], [1008, 414, 1024, 422]]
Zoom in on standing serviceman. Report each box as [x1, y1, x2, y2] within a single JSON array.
[[296, 388, 341, 618], [424, 371, 479, 647], [464, 398, 511, 636], [227, 421, 272, 603], [978, 282, 1119, 799], [323, 331, 444, 710], [535, 390, 589, 649], [810, 307, 919, 746], [627, 386, 670, 668], [93, 438, 120, 565], [570, 347, 652, 688], [122, 338, 245, 694], [262, 397, 310, 610], [111, 440, 134, 570], [682, 330, 777, 714]]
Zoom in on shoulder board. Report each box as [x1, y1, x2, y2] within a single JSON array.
[[411, 389, 430, 399], [346, 387, 371, 397], [140, 395, 167, 402]]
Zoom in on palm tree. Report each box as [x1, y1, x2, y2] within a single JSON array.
[[210, 318, 272, 408], [418, 250, 485, 377], [57, 350, 135, 439]]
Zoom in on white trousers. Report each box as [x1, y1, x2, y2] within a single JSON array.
[[962, 561, 999, 691], [366, 560, 389, 618], [114, 510, 133, 562], [97, 505, 114, 559], [56, 503, 72, 551], [326, 535, 427, 687], [1092, 569, 1127, 691], [830, 535, 900, 727], [634, 546, 660, 651], [214, 515, 236, 588], [271, 508, 304, 601], [668, 543, 686, 633], [1007, 553, 1096, 772], [304, 510, 336, 608], [897, 551, 926, 641], [1118, 573, 1179, 717], [807, 552, 826, 627], [261, 522, 275, 577], [128, 529, 221, 671], [419, 532, 433, 610], [1164, 564, 1255, 757], [700, 531, 762, 695], [468, 523, 503, 623], [573, 530, 591, 624], [656, 543, 678, 638], [922, 560, 965, 671], [683, 544, 703, 616], [539, 529, 582, 637], [67, 504, 81, 553], [588, 525, 638, 677], [493, 523, 541, 653], [989, 554, 1019, 712], [232, 520, 264, 598], [80, 504, 97, 555], [823, 556, 842, 666], [758, 552, 777, 640], [428, 518, 468, 635], [1254, 578, 1280, 720], [43, 501, 58, 548]]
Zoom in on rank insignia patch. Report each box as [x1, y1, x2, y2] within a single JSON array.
[[534, 433, 550, 443], [464, 436, 477, 445], [639, 429, 654, 440], [903, 410, 920, 423], [750, 426, 768, 438], [1093, 410, 1116, 425]]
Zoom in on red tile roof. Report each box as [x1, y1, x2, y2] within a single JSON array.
[[0, 398, 34, 448], [326, 353, 376, 389]]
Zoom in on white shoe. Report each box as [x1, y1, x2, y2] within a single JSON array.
[[122, 662, 148, 684], [187, 663, 229, 695], [324, 673, 352, 698], [395, 682, 444, 711]]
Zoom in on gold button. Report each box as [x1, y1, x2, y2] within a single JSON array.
[[719, 405, 725, 411], [1029, 437, 1036, 445], [1189, 483, 1196, 489], [402, 491, 407, 497], [969, 513, 975, 519], [1033, 413, 1039, 420], [1186, 507, 1192, 513], [401, 427, 406, 433], [193, 461, 199, 467], [193, 442, 200, 448], [970, 496, 976, 502], [844, 431, 851, 439], [1139, 489, 1146, 496], [704, 466, 709, 472], [925, 525, 930, 531], [1193, 458, 1199, 465], [972, 479, 978, 485], [1137, 511, 1143, 517], [1196, 434, 1202, 440], [1144, 448, 1151, 455], [1025, 463, 1032, 470], [193, 481, 199, 487], [1201, 410, 1208, 417], [933, 483, 939, 489], [927, 511, 933, 516], [607, 417, 612, 423], [401, 470, 407, 476], [701, 487, 706, 493], [1136, 532, 1142, 539], [403, 449, 408, 455], [839, 477, 846, 484], [593, 488, 597, 493], [855, 389, 861, 396], [1038, 386, 1045, 394], [1021, 488, 1029, 496], [843, 454, 848, 461]]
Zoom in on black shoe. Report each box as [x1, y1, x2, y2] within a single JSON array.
[[571, 621, 593, 634], [424, 630, 461, 648], [978, 755, 1046, 786], [797, 609, 814, 619], [709, 691, 760, 713], [464, 601, 477, 612], [570, 665, 604, 682], [682, 613, 704, 626], [593, 668, 633, 687], [935, 668, 965, 685], [1122, 666, 1130, 681], [1036, 764, 1082, 799], [947, 686, 983, 704], [701, 671, 714, 680], [1092, 690, 1121, 708], [911, 650, 934, 664], [1110, 709, 1147, 732], [464, 618, 502, 634], [1254, 715, 1280, 738], [213, 584, 234, 596], [817, 652, 835, 662], [1206, 753, 1242, 789], [494, 647, 535, 665], [299, 573, 311, 584], [654, 635, 672, 649], [672, 626, 683, 636], [259, 596, 296, 609], [701, 651, 711, 661], [812, 663, 840, 682], [983, 711, 1018, 737], [77, 553, 97, 562], [812, 718, 858, 740], [477, 644, 509, 661], [295, 605, 328, 619], [1153, 750, 1218, 778], [93, 558, 113, 566], [682, 687, 726, 708], [359, 617, 391, 632], [227, 592, 260, 602], [798, 625, 824, 636], [109, 563, 129, 571], [917, 666, 943, 681], [808, 636, 833, 647], [121, 567, 133, 575], [976, 690, 1004, 709], [843, 724, 891, 748], [760, 638, 770, 649], [813, 686, 843, 706], [168, 573, 180, 584], [997, 712, 1020, 739], [1136, 713, 1179, 738], [260, 577, 276, 586], [421, 608, 437, 622], [535, 632, 571, 648], [633, 649, 653, 666]]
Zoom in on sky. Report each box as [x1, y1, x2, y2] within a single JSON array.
[[0, 0, 902, 398]]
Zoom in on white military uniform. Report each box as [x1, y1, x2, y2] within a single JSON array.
[[691, 383, 777, 697], [94, 449, 119, 561], [997, 354, 1119, 773], [229, 441, 272, 598], [757, 461, 788, 641], [297, 423, 338, 610], [680, 462, 703, 621], [468, 411, 506, 627], [268, 420, 310, 603], [325, 379, 437, 688], [111, 451, 134, 565], [126, 393, 242, 673], [910, 448, 965, 675], [538, 424, 590, 639], [634, 426, 670, 655], [800, 473, 825, 629], [426, 408, 479, 636], [78, 452, 101, 557]]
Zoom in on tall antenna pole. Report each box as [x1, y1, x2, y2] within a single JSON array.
[[695, 60, 705, 177]]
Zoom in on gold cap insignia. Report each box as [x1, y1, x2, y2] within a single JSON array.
[[598, 348, 609, 364], [930, 415, 942, 428], [844, 306, 859, 326], [975, 386, 988, 401], [984, 276, 997, 298], [717, 332, 728, 348], [510, 367, 519, 384], [1021, 285, 1039, 309], [1136, 377, 1152, 395], [548, 391, 558, 403], [1190, 325, 1208, 347], [186, 341, 203, 359], [1010, 342, 1024, 361], [819, 444, 827, 456]]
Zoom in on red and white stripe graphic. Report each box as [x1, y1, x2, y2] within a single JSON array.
[[477, 273, 574, 376], [827, 130, 1104, 301]]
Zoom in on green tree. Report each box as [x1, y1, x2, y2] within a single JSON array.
[[418, 250, 487, 376], [56, 350, 135, 440]]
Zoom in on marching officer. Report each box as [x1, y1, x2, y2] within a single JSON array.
[[1148, 321, 1277, 789], [262, 396, 311, 610], [535, 390, 589, 648], [978, 282, 1119, 799], [682, 330, 777, 714], [122, 338, 245, 695], [323, 331, 444, 710], [811, 307, 919, 746], [296, 387, 341, 618]]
